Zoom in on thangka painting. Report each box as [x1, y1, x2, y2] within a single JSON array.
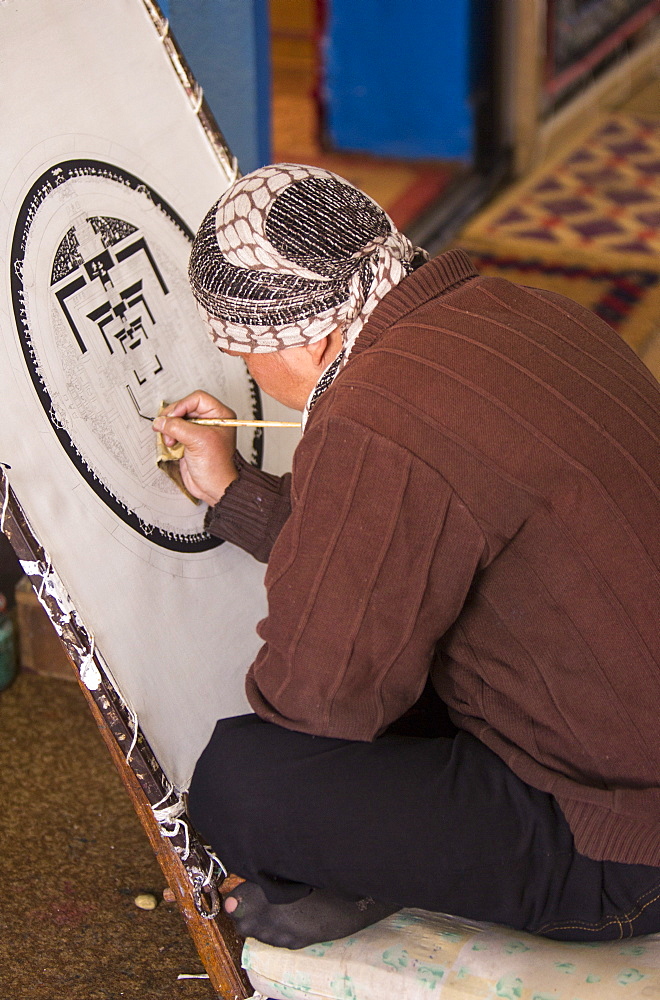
[[0, 0, 300, 794]]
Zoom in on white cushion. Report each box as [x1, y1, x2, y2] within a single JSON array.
[[243, 908, 660, 999]]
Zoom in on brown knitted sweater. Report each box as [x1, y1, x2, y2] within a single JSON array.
[[206, 249, 660, 867]]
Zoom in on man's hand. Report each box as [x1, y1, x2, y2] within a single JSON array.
[[152, 390, 239, 506]]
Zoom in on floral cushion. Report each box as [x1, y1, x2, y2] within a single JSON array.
[[243, 908, 660, 999]]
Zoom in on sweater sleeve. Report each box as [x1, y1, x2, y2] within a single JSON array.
[[204, 452, 292, 563], [245, 415, 486, 740]]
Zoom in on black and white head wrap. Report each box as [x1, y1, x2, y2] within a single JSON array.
[[189, 163, 427, 362]]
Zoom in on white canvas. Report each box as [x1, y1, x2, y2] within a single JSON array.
[[0, 0, 300, 788]]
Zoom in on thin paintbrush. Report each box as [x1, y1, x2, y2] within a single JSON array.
[[186, 417, 300, 428], [126, 385, 300, 428]]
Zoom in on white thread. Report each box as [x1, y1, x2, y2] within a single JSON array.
[[126, 705, 139, 763], [228, 156, 240, 184], [151, 793, 225, 880], [178, 819, 190, 860], [202, 856, 215, 888], [160, 816, 191, 860], [192, 85, 204, 114], [93, 650, 121, 703], [19, 559, 78, 636], [158, 16, 169, 39], [151, 786, 194, 861], [152, 781, 175, 812], [204, 846, 228, 881], [18, 560, 41, 577], [152, 792, 186, 825], [79, 634, 102, 691], [177, 975, 210, 981], [37, 556, 51, 601], [0, 479, 8, 534]]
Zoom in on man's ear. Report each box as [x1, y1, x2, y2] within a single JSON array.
[[305, 328, 343, 369], [305, 335, 330, 368]]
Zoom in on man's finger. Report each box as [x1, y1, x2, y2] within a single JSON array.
[[162, 390, 236, 422], [152, 415, 221, 449]]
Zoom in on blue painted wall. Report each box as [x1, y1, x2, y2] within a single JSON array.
[[161, 0, 271, 174], [325, 0, 474, 161], [159, 0, 486, 167]]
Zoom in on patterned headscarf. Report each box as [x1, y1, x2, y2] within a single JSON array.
[[188, 163, 427, 363]]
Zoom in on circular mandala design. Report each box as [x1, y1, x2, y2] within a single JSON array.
[[11, 159, 261, 552]]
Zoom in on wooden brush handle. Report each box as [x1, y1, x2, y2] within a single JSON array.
[[189, 418, 300, 428]]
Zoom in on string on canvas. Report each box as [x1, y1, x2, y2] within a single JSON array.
[[152, 786, 229, 884], [157, 15, 203, 115], [152, 784, 187, 825], [151, 784, 191, 860], [191, 84, 204, 114], [0, 478, 9, 535], [125, 704, 139, 763], [79, 633, 104, 692], [203, 845, 228, 882], [152, 779, 176, 812], [160, 814, 191, 861], [227, 155, 240, 184], [202, 855, 215, 887], [37, 555, 52, 601]]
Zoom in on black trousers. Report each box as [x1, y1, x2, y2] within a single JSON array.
[[188, 713, 660, 941]]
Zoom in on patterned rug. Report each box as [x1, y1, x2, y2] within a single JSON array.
[[458, 113, 660, 380], [460, 114, 660, 268]]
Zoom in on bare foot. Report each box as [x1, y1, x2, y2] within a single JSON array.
[[224, 880, 399, 949]]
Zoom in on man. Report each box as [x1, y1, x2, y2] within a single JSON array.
[[153, 163, 660, 949]]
